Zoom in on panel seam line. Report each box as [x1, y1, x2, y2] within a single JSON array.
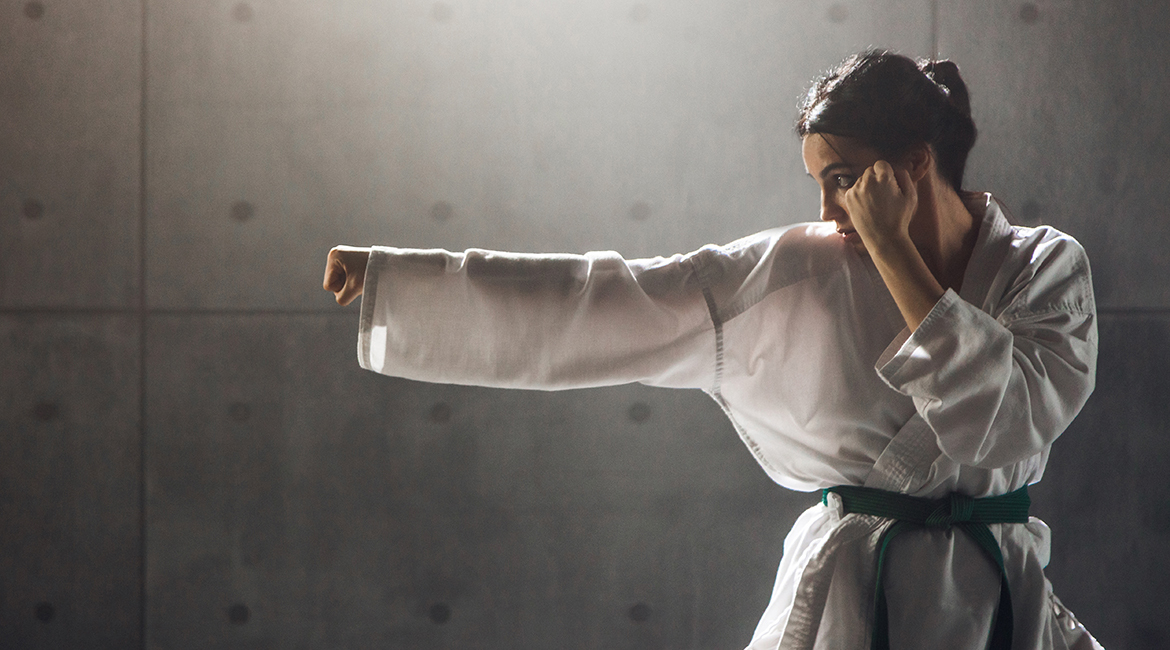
[[138, 0, 149, 647]]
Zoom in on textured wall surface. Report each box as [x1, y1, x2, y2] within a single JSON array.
[[941, 0, 1170, 309], [2, 0, 1168, 648]]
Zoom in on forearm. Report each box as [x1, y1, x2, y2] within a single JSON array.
[[877, 292, 1098, 467], [868, 236, 945, 331]]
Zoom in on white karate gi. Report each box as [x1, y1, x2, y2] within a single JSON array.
[[356, 193, 1104, 649]]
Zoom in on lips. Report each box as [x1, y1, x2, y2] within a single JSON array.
[[837, 228, 861, 243]]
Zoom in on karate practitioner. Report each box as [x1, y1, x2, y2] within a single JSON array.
[[323, 51, 1104, 649]]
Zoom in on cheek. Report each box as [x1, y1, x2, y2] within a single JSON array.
[[824, 187, 849, 207]]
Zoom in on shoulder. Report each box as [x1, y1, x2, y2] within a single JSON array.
[[1007, 223, 1089, 268], [687, 222, 846, 281], [997, 222, 1094, 316], [681, 222, 849, 319]]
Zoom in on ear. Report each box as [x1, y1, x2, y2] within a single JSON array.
[[903, 144, 932, 183]]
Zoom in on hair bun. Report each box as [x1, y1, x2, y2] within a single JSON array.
[[922, 59, 971, 117]]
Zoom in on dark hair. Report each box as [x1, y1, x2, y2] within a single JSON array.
[[796, 50, 977, 191]]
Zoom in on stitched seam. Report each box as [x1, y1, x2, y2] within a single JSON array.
[[998, 304, 1096, 328], [700, 287, 724, 395], [693, 258, 780, 474], [357, 248, 381, 367]]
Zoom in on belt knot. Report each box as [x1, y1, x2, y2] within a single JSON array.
[[925, 492, 975, 528], [820, 484, 1031, 650]]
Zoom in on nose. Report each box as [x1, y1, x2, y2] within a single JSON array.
[[819, 190, 848, 224]]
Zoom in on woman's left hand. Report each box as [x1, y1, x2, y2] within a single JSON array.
[[843, 160, 918, 252]]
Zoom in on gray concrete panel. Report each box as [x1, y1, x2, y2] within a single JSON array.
[[0, 314, 141, 649], [938, 1, 1170, 309], [145, 312, 809, 648], [0, 1, 141, 308], [1029, 313, 1170, 649], [146, 0, 932, 309]]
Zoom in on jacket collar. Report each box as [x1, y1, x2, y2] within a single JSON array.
[[958, 193, 1016, 311]]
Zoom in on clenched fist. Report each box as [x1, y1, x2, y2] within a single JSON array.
[[842, 160, 918, 253], [323, 246, 372, 306]]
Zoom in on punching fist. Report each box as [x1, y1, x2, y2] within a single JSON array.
[[323, 246, 371, 306]]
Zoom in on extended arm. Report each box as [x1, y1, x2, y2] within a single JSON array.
[[344, 245, 718, 391]]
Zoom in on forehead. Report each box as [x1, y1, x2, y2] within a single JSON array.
[[800, 134, 878, 173]]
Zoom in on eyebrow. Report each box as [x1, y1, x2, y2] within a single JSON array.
[[817, 162, 854, 180]]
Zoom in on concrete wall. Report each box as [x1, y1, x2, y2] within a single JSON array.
[[1, 0, 1167, 647]]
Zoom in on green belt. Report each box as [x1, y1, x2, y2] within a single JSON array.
[[820, 485, 1031, 650]]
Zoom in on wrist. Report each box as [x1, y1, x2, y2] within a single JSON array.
[[863, 228, 915, 258]]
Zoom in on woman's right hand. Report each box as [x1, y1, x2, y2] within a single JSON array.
[[323, 246, 372, 306]]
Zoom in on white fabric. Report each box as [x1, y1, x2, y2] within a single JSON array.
[[356, 193, 1103, 649]]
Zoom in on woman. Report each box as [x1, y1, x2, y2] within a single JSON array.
[[323, 51, 1103, 649]]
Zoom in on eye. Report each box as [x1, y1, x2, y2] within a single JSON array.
[[832, 174, 856, 190]]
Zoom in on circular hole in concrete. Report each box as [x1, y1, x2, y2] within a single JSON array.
[[228, 402, 252, 422], [32, 402, 59, 421], [228, 603, 250, 624], [24, 1, 45, 20], [1019, 3, 1039, 24], [34, 602, 54, 623], [429, 602, 452, 624], [430, 200, 454, 221], [230, 200, 255, 222], [229, 198, 255, 222], [232, 2, 254, 22], [628, 602, 651, 623], [22, 199, 44, 220], [628, 402, 651, 424], [429, 402, 452, 424]]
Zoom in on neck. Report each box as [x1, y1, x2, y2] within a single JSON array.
[[908, 177, 979, 291]]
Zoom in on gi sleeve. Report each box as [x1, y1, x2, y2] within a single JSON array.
[[874, 235, 1098, 469], [357, 245, 717, 391]]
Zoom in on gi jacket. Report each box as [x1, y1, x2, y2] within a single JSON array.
[[356, 193, 1102, 649]]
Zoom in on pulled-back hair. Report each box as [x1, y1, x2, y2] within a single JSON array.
[[796, 50, 978, 191]]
